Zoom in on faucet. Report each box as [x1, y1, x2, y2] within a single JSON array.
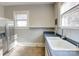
[[76, 43, 79, 48], [54, 26, 57, 35], [61, 29, 64, 39]]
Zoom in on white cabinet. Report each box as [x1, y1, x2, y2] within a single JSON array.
[[60, 2, 79, 28], [45, 48, 49, 56], [60, 2, 79, 15]]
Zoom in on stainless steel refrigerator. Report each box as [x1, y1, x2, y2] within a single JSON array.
[[1, 20, 15, 55]]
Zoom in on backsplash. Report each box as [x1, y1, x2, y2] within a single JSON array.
[[57, 28, 79, 43]]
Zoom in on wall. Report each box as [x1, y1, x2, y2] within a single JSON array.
[[4, 4, 55, 46]]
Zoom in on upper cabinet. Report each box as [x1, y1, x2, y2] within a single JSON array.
[[60, 2, 79, 28], [60, 2, 79, 15]]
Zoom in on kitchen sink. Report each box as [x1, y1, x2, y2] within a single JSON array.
[[46, 37, 79, 56]]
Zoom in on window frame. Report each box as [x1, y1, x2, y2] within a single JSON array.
[[13, 11, 29, 29]]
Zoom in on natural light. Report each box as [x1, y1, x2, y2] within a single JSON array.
[[14, 11, 28, 27]]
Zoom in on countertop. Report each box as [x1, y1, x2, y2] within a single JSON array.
[[43, 31, 61, 38]]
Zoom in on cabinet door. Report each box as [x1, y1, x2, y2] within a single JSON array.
[[45, 48, 49, 56], [61, 5, 79, 27], [68, 6, 79, 27], [60, 2, 79, 14], [61, 13, 69, 27]]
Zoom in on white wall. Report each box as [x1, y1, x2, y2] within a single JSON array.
[[4, 4, 55, 46]]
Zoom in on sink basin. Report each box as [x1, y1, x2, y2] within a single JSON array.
[[46, 37, 79, 51], [46, 37, 79, 56]]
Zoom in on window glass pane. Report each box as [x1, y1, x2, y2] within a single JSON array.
[[14, 11, 29, 27], [16, 14, 28, 20], [17, 21, 27, 27]]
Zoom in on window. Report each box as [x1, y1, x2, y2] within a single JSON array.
[[17, 21, 27, 27], [14, 11, 29, 27]]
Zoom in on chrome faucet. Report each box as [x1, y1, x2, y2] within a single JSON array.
[[54, 26, 57, 35], [61, 29, 64, 39], [76, 43, 79, 48]]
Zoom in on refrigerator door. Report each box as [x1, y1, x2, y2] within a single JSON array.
[[3, 21, 15, 55], [0, 20, 6, 56]]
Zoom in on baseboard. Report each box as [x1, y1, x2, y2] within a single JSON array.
[[17, 42, 45, 47]]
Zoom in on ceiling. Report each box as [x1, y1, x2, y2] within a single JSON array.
[[0, 2, 54, 6]]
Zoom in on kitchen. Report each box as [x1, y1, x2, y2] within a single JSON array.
[[0, 2, 79, 56]]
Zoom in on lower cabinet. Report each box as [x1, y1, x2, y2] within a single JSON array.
[[45, 48, 49, 56], [45, 40, 52, 56]]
